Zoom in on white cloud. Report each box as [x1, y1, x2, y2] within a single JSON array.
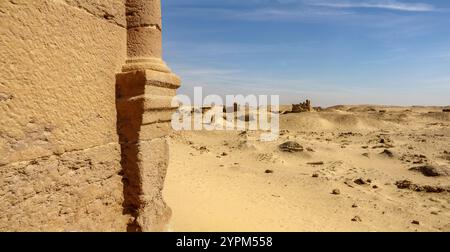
[[309, 0, 436, 12], [237, 7, 352, 21]]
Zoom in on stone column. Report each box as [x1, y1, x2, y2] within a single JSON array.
[[116, 0, 180, 232]]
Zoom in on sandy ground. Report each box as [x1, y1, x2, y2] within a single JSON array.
[[163, 105, 450, 232]]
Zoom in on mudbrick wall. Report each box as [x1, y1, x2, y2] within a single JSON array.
[[0, 0, 179, 231]]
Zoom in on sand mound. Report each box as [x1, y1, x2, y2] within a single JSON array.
[[420, 112, 450, 122], [280, 111, 399, 132]]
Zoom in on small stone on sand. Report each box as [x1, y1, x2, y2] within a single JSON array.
[[307, 161, 324, 166], [354, 178, 367, 185], [380, 149, 394, 157]]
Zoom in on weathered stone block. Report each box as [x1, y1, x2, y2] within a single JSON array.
[[0, 143, 129, 231]]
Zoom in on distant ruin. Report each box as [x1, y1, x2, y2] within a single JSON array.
[[292, 100, 312, 113]]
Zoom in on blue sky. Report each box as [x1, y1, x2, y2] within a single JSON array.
[[161, 0, 450, 106]]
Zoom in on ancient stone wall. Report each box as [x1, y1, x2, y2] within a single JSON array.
[[0, 0, 174, 231]]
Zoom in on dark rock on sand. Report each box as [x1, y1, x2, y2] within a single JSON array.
[[307, 161, 324, 166], [395, 180, 450, 193], [409, 165, 449, 177], [354, 178, 367, 185], [279, 141, 304, 153]]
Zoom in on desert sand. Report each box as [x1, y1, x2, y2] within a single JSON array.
[[164, 105, 450, 232]]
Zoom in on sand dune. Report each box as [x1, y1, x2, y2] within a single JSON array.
[[164, 106, 450, 232]]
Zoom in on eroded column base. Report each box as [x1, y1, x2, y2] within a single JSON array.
[[122, 139, 172, 232], [116, 69, 180, 232]]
